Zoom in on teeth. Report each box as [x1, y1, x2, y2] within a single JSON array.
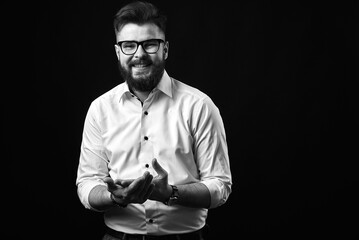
[[133, 64, 149, 68]]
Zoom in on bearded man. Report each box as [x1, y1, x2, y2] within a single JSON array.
[[76, 2, 232, 239]]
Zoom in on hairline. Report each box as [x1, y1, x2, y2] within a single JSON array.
[[115, 22, 166, 43]]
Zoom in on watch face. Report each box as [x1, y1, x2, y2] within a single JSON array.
[[170, 195, 178, 201], [168, 197, 178, 206]]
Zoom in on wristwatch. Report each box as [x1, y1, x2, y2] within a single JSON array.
[[110, 193, 128, 208], [164, 185, 179, 206]]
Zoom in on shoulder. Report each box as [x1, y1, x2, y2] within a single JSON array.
[[94, 83, 124, 104], [87, 83, 125, 118], [171, 77, 217, 110], [171, 77, 210, 102]]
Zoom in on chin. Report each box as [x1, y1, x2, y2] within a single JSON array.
[[132, 71, 152, 80]]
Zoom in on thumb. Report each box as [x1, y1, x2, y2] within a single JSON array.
[[152, 158, 167, 176], [115, 178, 134, 187], [103, 177, 117, 191]]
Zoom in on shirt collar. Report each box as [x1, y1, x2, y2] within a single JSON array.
[[117, 70, 172, 100], [156, 70, 172, 98]]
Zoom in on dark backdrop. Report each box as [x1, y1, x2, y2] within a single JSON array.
[[25, 0, 358, 239]]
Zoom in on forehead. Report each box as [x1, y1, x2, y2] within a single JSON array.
[[116, 23, 165, 41]]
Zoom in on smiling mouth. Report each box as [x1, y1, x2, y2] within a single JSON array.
[[133, 64, 150, 68]]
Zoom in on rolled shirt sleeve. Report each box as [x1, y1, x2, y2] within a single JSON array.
[[192, 97, 232, 209], [76, 101, 109, 211], [202, 178, 231, 209]]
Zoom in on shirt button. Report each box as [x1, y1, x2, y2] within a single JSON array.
[[144, 136, 148, 140], [144, 111, 148, 115], [145, 164, 149, 168]]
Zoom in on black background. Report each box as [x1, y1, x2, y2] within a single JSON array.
[[17, 0, 359, 239]]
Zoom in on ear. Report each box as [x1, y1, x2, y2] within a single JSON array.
[[114, 44, 121, 60], [163, 41, 169, 60]]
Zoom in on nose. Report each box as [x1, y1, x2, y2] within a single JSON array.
[[133, 44, 147, 58]]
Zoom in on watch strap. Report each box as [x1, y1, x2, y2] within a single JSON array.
[[164, 185, 179, 206]]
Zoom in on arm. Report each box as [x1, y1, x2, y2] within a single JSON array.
[[76, 102, 154, 211], [150, 98, 232, 209], [190, 97, 232, 208], [176, 182, 211, 208], [149, 159, 211, 208], [88, 185, 113, 211]]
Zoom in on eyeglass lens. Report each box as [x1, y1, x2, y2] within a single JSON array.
[[121, 39, 162, 55]]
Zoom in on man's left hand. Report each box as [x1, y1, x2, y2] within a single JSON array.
[[149, 158, 172, 202]]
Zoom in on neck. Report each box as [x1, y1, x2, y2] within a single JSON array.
[[133, 90, 150, 103]]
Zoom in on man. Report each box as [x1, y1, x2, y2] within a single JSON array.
[[76, 1, 232, 239]]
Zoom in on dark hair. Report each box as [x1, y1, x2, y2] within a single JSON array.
[[113, 1, 167, 36]]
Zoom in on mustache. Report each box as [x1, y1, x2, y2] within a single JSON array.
[[129, 58, 153, 66]]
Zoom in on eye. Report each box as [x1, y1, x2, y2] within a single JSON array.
[[143, 40, 158, 49], [121, 42, 137, 50]]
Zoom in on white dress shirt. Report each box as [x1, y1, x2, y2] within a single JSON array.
[[76, 71, 232, 235]]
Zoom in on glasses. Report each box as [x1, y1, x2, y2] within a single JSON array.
[[117, 39, 165, 55]]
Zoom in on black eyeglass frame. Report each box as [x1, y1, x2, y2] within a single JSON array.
[[116, 39, 165, 55]]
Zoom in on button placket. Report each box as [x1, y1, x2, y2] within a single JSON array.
[[145, 201, 159, 233], [139, 102, 154, 175], [141, 102, 151, 143]]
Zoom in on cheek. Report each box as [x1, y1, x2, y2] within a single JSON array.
[[119, 56, 131, 67], [151, 54, 166, 64]]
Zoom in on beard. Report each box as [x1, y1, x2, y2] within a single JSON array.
[[118, 56, 165, 92]]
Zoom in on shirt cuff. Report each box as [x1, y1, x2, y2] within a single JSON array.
[[201, 178, 230, 209], [77, 180, 107, 211]]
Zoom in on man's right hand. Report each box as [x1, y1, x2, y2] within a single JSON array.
[[104, 171, 155, 205]]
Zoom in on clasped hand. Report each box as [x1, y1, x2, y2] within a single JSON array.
[[104, 158, 171, 205]]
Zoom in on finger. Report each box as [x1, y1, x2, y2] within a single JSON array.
[[143, 183, 155, 200], [103, 177, 117, 191], [133, 171, 153, 196], [115, 178, 134, 187], [138, 173, 154, 200], [126, 172, 151, 195], [152, 158, 168, 176]]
